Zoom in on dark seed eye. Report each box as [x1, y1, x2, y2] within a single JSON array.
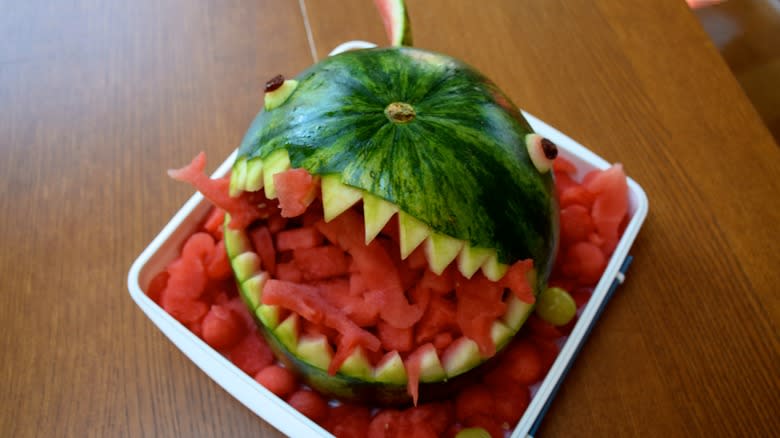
[[265, 74, 285, 92], [541, 138, 558, 159]]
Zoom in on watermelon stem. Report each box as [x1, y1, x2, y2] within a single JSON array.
[[385, 102, 416, 124]]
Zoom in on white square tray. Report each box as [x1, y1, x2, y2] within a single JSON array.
[[128, 44, 649, 437]]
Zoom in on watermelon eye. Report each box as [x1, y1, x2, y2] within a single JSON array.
[[525, 134, 557, 173], [265, 74, 285, 92]]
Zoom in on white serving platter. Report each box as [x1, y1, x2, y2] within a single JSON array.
[[128, 41, 649, 438]]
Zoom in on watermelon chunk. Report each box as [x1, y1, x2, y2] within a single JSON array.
[[168, 153, 271, 229], [273, 168, 319, 218], [500, 259, 535, 304], [585, 164, 629, 254], [202, 304, 245, 350], [248, 226, 276, 276], [293, 246, 350, 281], [455, 273, 506, 357], [275, 227, 324, 251]]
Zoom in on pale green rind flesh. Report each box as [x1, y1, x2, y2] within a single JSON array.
[[363, 192, 398, 244], [232, 252, 261, 282], [264, 79, 299, 111], [256, 304, 282, 330], [274, 313, 299, 353], [223, 221, 251, 258], [244, 157, 265, 191], [481, 253, 508, 281], [457, 244, 492, 279], [374, 352, 408, 384], [503, 295, 534, 331], [490, 321, 513, 352], [262, 149, 291, 199], [398, 211, 430, 259], [424, 233, 464, 275], [418, 346, 447, 382], [442, 338, 481, 378], [296, 334, 333, 371], [230, 157, 248, 197], [339, 347, 373, 379], [241, 272, 268, 310], [321, 174, 363, 222]]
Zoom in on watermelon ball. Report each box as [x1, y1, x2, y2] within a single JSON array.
[[254, 365, 298, 398], [455, 385, 495, 422], [201, 304, 245, 350], [286, 389, 329, 423]]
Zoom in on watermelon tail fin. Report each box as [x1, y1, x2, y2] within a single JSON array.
[[373, 0, 413, 46]]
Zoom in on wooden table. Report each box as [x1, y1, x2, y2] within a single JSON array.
[[2, 0, 777, 436]]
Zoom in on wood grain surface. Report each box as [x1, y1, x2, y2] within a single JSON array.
[[1, 0, 777, 437]]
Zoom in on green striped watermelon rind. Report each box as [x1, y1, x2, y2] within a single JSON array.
[[237, 47, 558, 282]]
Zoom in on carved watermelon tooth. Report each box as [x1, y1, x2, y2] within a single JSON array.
[[256, 304, 282, 329], [232, 252, 261, 282], [339, 346, 373, 379], [414, 344, 446, 382], [374, 351, 407, 384], [241, 272, 268, 310], [490, 320, 513, 352], [424, 233, 464, 275], [363, 193, 398, 244], [244, 157, 264, 192], [223, 220, 251, 258], [296, 333, 333, 371], [229, 156, 248, 197], [456, 244, 492, 279], [274, 313, 300, 353], [398, 211, 430, 259], [442, 337, 481, 378], [481, 252, 508, 281], [502, 295, 535, 331], [262, 149, 291, 199], [321, 175, 363, 222]]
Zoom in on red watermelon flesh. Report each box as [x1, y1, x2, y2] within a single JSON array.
[[273, 168, 319, 218]]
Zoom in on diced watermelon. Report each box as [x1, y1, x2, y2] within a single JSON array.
[[276, 227, 324, 252], [377, 237, 422, 291], [168, 153, 270, 229], [405, 245, 428, 270], [552, 156, 577, 174], [355, 241, 423, 329], [455, 273, 506, 357], [227, 332, 274, 375], [559, 204, 595, 248], [294, 246, 350, 280], [432, 332, 453, 352], [255, 365, 298, 398], [409, 284, 431, 314], [314, 209, 365, 251], [455, 385, 495, 421], [206, 239, 232, 280], [377, 320, 414, 353], [276, 262, 303, 282], [418, 267, 455, 295], [586, 164, 629, 255], [287, 389, 329, 423], [182, 232, 215, 262], [267, 213, 288, 234], [202, 207, 226, 240], [570, 287, 593, 308], [222, 296, 257, 332], [261, 280, 381, 364], [501, 259, 535, 304], [562, 241, 606, 285], [415, 296, 458, 345], [202, 304, 245, 350], [146, 271, 169, 305], [559, 185, 595, 209], [318, 280, 380, 327], [248, 225, 276, 276], [349, 273, 367, 296], [274, 168, 319, 218], [525, 314, 564, 340]]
